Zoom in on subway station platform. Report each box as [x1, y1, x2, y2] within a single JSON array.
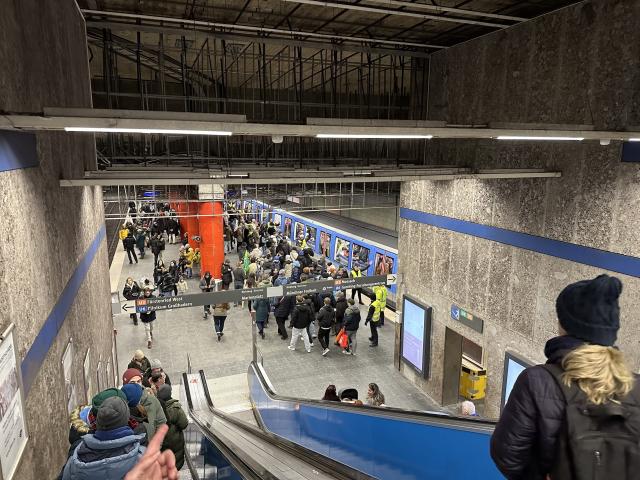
[[111, 242, 440, 412]]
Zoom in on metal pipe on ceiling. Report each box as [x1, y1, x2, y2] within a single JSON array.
[[355, 0, 526, 22], [81, 10, 444, 50]]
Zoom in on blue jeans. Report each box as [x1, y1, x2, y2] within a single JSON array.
[[214, 316, 226, 334], [185, 267, 193, 278]]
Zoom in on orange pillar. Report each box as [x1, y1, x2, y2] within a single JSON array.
[[198, 201, 224, 279], [185, 201, 200, 250]]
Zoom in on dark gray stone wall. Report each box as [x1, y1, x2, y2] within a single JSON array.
[[397, 0, 640, 419], [0, 2, 113, 479]]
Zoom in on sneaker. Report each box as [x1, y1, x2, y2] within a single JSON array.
[[203, 313, 208, 319], [147, 341, 152, 349], [217, 333, 221, 342], [309, 343, 314, 347], [288, 345, 295, 351], [306, 349, 311, 353], [369, 343, 378, 347], [342, 350, 350, 355], [322, 348, 330, 356]]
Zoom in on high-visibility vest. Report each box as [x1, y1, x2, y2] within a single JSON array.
[[372, 300, 382, 322], [351, 269, 362, 278], [374, 285, 387, 308]]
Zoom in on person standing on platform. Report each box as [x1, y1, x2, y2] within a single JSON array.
[[140, 288, 157, 349], [213, 303, 230, 341], [200, 272, 215, 319], [135, 226, 146, 259], [151, 233, 165, 266], [334, 291, 348, 337], [364, 293, 382, 347], [350, 265, 364, 304], [288, 296, 313, 353], [253, 285, 271, 339], [123, 277, 141, 325], [274, 294, 295, 340], [183, 244, 194, 279], [232, 261, 245, 306], [373, 284, 388, 327], [316, 297, 336, 356], [221, 259, 233, 291], [119, 223, 130, 250], [123, 232, 138, 264], [342, 299, 361, 355]]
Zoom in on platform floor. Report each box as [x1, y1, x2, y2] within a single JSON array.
[[112, 243, 440, 412]]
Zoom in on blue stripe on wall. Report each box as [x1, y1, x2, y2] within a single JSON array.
[[400, 208, 640, 278], [21, 225, 106, 395], [0, 131, 39, 172]]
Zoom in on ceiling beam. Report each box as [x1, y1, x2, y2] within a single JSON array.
[[2, 110, 639, 141], [279, 0, 511, 28], [81, 9, 444, 50]]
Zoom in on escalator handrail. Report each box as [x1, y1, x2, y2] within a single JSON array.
[[249, 361, 497, 433], [193, 370, 378, 480]]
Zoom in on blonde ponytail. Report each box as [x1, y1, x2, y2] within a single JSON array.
[[561, 344, 635, 405]]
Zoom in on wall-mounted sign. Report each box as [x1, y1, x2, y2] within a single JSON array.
[[451, 304, 484, 334], [0, 324, 29, 480]]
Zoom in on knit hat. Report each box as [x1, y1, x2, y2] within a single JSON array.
[[122, 368, 143, 384], [121, 383, 144, 407], [134, 350, 145, 361], [96, 397, 129, 431], [92, 388, 128, 410], [157, 384, 172, 402], [150, 359, 163, 370], [556, 274, 623, 346]]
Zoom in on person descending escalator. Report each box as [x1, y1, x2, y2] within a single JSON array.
[[491, 275, 640, 480], [156, 385, 188, 471]]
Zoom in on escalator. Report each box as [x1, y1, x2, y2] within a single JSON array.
[[246, 362, 503, 480], [181, 370, 377, 480]]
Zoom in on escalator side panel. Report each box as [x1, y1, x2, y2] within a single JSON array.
[[248, 365, 503, 480]]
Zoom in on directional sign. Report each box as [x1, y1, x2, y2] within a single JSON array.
[[387, 274, 398, 285], [120, 301, 136, 315], [121, 274, 396, 314]]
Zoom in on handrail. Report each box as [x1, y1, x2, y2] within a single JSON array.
[[249, 361, 496, 432]]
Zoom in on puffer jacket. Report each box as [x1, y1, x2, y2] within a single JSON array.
[[335, 297, 348, 324], [274, 295, 295, 319], [490, 336, 582, 479], [253, 298, 271, 323], [342, 305, 361, 331], [161, 399, 189, 470], [291, 301, 313, 329], [316, 305, 335, 329], [62, 429, 145, 480]]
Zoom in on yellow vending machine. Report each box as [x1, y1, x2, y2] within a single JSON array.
[[459, 356, 487, 400]]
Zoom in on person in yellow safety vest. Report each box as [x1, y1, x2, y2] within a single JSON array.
[[119, 224, 130, 249], [184, 244, 195, 279], [364, 295, 383, 347], [350, 265, 364, 305], [373, 284, 388, 327]]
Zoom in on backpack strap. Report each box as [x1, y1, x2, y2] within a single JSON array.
[[541, 364, 584, 405]]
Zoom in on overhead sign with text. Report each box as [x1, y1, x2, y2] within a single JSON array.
[[124, 275, 396, 313]]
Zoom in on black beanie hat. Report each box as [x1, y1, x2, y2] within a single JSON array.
[[556, 274, 623, 346]]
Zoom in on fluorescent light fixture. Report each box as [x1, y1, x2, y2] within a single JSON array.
[[343, 170, 372, 176], [228, 173, 249, 178], [64, 127, 232, 136], [496, 135, 584, 141], [316, 134, 433, 139], [629, 138, 640, 142]]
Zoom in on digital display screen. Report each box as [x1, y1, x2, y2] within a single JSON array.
[[501, 352, 532, 410], [401, 296, 431, 377]]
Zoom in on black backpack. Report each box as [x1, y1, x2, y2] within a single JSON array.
[[543, 364, 640, 480]]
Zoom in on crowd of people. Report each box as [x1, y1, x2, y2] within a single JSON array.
[[321, 383, 386, 407], [58, 350, 185, 479]]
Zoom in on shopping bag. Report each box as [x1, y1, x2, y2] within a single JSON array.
[[338, 333, 349, 349], [335, 327, 345, 344]]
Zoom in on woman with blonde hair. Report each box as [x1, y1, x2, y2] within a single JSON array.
[[491, 274, 640, 479]]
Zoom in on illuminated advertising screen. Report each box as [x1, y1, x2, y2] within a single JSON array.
[[401, 296, 432, 378], [319, 231, 331, 257], [501, 352, 532, 410]]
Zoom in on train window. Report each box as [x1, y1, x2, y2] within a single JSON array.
[[374, 253, 394, 275], [306, 226, 317, 247], [352, 244, 370, 271], [319, 231, 332, 257], [273, 213, 281, 228], [294, 222, 305, 245], [334, 237, 350, 267], [284, 217, 292, 238]]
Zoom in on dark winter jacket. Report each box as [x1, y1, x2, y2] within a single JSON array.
[[123, 282, 141, 301], [232, 267, 245, 285], [335, 297, 348, 324], [221, 263, 233, 285], [160, 398, 188, 470], [253, 298, 271, 323], [291, 301, 314, 329], [490, 336, 582, 479], [139, 296, 157, 323], [123, 235, 136, 250], [274, 295, 296, 319], [316, 291, 336, 310], [151, 237, 165, 254], [142, 370, 172, 388], [316, 305, 335, 329], [342, 305, 361, 331], [128, 357, 151, 374], [159, 273, 176, 293]]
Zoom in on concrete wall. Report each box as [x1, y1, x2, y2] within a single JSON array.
[[0, 2, 114, 479], [397, 0, 640, 419]]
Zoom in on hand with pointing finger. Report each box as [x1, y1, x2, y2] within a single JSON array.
[[125, 424, 178, 480]]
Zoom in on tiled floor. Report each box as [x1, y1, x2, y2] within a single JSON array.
[[113, 243, 440, 412]]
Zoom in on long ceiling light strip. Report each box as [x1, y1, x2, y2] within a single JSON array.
[[629, 138, 640, 142], [317, 134, 433, 139], [65, 127, 232, 136], [496, 136, 584, 141]]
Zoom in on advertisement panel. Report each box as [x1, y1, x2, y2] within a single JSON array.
[[400, 296, 432, 378], [0, 325, 28, 480]]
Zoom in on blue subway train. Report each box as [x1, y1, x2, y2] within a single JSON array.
[[238, 199, 399, 304]]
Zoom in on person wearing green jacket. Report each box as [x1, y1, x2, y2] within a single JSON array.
[[122, 367, 167, 438], [157, 385, 189, 470]]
